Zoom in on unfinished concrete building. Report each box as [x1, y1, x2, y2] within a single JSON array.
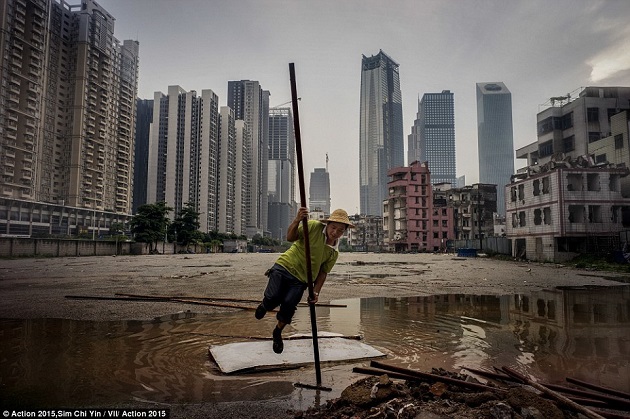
[[434, 183, 497, 242], [516, 86, 630, 169], [506, 160, 630, 262], [346, 214, 383, 252]]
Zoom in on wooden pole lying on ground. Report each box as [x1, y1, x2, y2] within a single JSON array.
[[65, 295, 272, 311], [466, 365, 630, 411], [566, 377, 630, 401], [501, 366, 606, 419], [114, 293, 347, 308], [289, 62, 329, 392], [368, 361, 506, 393]]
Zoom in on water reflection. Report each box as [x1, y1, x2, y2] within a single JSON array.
[[1, 285, 629, 410], [295, 285, 630, 393]]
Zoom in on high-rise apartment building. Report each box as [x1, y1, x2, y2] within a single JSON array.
[[218, 107, 237, 234], [408, 91, 456, 185], [309, 168, 331, 216], [234, 120, 249, 236], [227, 80, 270, 237], [359, 50, 404, 216], [133, 99, 153, 213], [147, 86, 220, 233], [0, 0, 139, 237], [267, 107, 295, 240], [476, 82, 514, 216]]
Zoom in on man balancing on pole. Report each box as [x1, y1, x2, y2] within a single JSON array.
[[254, 207, 354, 354]]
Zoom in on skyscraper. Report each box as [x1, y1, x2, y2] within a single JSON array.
[[0, 0, 139, 214], [476, 82, 514, 216], [147, 87, 220, 232], [228, 81, 270, 237], [359, 50, 404, 216], [133, 99, 153, 213], [267, 108, 296, 240], [309, 167, 331, 216], [408, 91, 456, 185]]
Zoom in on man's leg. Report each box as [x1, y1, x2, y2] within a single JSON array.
[[255, 265, 286, 320], [272, 277, 306, 354]]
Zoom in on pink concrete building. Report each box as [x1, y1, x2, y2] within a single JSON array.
[[383, 161, 454, 252]]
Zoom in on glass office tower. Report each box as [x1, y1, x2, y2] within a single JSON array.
[[359, 50, 404, 216], [408, 90, 456, 185], [476, 82, 514, 216]]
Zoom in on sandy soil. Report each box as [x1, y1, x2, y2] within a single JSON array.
[[1, 252, 627, 418]]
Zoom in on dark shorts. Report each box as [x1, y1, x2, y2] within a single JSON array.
[[261, 263, 307, 324]]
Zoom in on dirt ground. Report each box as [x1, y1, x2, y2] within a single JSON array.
[[1, 252, 628, 418], [0, 251, 626, 321]]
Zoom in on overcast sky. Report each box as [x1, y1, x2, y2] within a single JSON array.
[[99, 0, 630, 215]]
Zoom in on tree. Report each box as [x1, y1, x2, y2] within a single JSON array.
[[169, 202, 204, 248], [109, 222, 126, 238], [130, 202, 172, 253]]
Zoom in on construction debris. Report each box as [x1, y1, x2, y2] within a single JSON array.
[[295, 362, 630, 419]]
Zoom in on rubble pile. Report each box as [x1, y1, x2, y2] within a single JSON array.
[[295, 367, 622, 419]]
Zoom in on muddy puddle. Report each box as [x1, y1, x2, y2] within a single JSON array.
[[2, 285, 629, 411]]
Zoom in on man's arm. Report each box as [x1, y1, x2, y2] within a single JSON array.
[[308, 271, 327, 304], [286, 207, 308, 242]]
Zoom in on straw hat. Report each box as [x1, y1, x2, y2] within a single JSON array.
[[321, 209, 355, 228]]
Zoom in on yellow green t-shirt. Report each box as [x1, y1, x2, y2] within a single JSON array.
[[275, 220, 339, 284]]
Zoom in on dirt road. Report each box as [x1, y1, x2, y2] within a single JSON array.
[[0, 252, 624, 320]]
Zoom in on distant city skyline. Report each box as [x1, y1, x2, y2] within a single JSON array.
[[99, 0, 630, 217], [36, 0, 630, 215]]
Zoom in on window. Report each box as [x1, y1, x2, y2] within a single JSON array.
[[568, 205, 584, 223], [563, 135, 575, 152], [587, 173, 600, 191], [542, 176, 550, 194], [588, 132, 601, 143], [608, 108, 620, 122], [534, 209, 542, 225], [587, 107, 599, 122], [518, 184, 525, 200], [539, 140, 553, 157], [510, 186, 517, 202], [543, 207, 552, 225], [588, 205, 602, 223], [615, 134, 624, 149], [594, 154, 606, 164], [561, 112, 573, 130], [610, 175, 620, 192], [519, 211, 526, 227], [533, 179, 540, 196]]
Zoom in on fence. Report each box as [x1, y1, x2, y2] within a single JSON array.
[[453, 236, 512, 255], [0, 237, 135, 258]]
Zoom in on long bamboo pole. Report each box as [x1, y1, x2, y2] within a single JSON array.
[[289, 62, 324, 389]]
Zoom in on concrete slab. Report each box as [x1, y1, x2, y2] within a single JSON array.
[[209, 333, 385, 374]]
